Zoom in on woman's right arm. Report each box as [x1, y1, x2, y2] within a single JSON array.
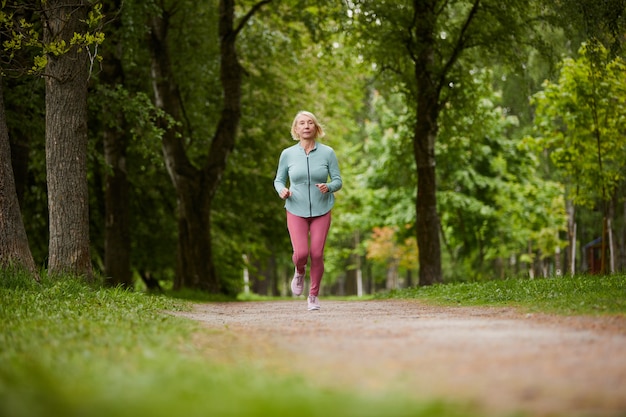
[[273, 151, 289, 196]]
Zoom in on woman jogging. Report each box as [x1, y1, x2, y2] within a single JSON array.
[[273, 110, 342, 311]]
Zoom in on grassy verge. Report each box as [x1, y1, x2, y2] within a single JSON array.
[[380, 274, 626, 315], [0, 269, 475, 417]]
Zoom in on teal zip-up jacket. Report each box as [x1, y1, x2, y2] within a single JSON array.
[[274, 142, 342, 218]]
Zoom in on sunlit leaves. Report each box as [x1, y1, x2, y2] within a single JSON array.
[[365, 225, 418, 286], [0, 11, 40, 68], [0, 2, 105, 75], [529, 42, 626, 208], [366, 226, 398, 263], [438, 68, 566, 277]]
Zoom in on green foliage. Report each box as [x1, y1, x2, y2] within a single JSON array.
[[212, 0, 300, 288], [336, 0, 570, 286], [92, 84, 171, 158], [0, 269, 477, 417], [346, 67, 567, 284], [552, 0, 626, 57], [324, 89, 417, 290], [222, 1, 374, 293], [529, 42, 626, 208], [0, 11, 40, 65], [383, 274, 626, 315], [0, 1, 105, 74], [439, 68, 567, 278], [167, 0, 221, 161], [85, 82, 179, 282], [5, 0, 624, 293]]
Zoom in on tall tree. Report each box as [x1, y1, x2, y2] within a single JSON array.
[[556, 0, 626, 58], [0, 75, 38, 275], [437, 68, 566, 279], [148, 0, 270, 292], [530, 42, 626, 273], [98, 0, 132, 287], [43, 0, 99, 279], [348, 0, 548, 285], [0, 4, 38, 275]]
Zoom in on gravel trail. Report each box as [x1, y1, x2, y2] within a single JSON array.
[[173, 299, 626, 417]]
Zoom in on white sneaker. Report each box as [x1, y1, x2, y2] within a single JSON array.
[[307, 295, 320, 311], [291, 267, 305, 296]]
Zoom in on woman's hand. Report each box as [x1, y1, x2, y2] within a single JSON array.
[[280, 188, 292, 199], [316, 183, 329, 194]]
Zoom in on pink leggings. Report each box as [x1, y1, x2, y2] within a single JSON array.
[[286, 210, 331, 297]]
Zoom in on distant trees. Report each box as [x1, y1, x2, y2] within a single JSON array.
[[530, 42, 626, 274], [346, 0, 551, 285], [3, 0, 625, 292], [436, 68, 567, 280], [145, 0, 271, 293], [334, 65, 566, 286]]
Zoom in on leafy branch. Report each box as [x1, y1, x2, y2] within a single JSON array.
[[0, 2, 105, 77]]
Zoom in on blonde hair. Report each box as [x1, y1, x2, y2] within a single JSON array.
[[290, 110, 326, 141]]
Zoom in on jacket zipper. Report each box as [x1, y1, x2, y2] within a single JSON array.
[[306, 153, 312, 217]]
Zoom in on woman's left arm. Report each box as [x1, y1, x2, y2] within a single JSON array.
[[326, 150, 342, 193]]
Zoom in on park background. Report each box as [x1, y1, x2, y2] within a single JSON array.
[[1, 0, 626, 296]]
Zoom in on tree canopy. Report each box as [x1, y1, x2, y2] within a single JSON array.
[[2, 0, 626, 292]]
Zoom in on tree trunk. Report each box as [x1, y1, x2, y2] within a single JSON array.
[[410, 0, 480, 285], [413, 0, 442, 286], [148, 7, 216, 293], [148, 9, 217, 291], [104, 127, 132, 287], [176, 177, 217, 291], [101, 0, 132, 288], [8, 126, 29, 206], [340, 231, 359, 296], [566, 199, 576, 275], [385, 258, 399, 290], [0, 75, 38, 276], [43, 0, 93, 279], [601, 217, 608, 274], [621, 199, 626, 272], [148, 0, 266, 293], [554, 244, 562, 276], [607, 210, 615, 274], [250, 256, 278, 296]]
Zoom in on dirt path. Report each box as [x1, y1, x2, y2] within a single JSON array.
[[173, 299, 626, 417]]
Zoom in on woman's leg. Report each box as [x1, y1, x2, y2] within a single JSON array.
[[308, 211, 331, 296], [286, 211, 309, 275]]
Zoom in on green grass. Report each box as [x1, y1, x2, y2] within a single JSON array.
[[0, 268, 476, 417], [4, 269, 621, 417], [381, 274, 626, 315]]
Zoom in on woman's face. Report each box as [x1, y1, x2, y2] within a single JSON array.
[[295, 115, 317, 140]]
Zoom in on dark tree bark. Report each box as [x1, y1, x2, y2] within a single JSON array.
[[412, 0, 443, 286], [149, 7, 215, 292], [149, 0, 270, 293], [8, 126, 29, 206], [414, 67, 443, 286], [43, 0, 93, 279], [0, 75, 38, 276], [411, 0, 480, 285], [103, 115, 132, 287], [101, 0, 132, 288]]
